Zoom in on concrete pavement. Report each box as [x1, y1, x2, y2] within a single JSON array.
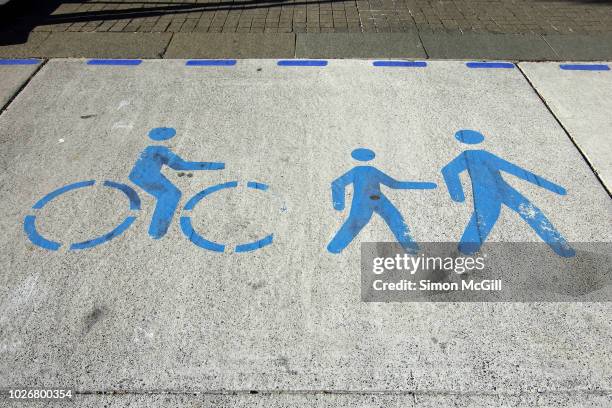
[[4, 31, 612, 60], [519, 62, 612, 193], [0, 59, 41, 109], [0, 59, 610, 406]]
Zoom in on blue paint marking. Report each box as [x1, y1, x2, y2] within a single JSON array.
[[69, 216, 136, 250], [24, 127, 276, 253], [184, 181, 238, 211], [186, 60, 237, 66], [351, 148, 375, 161], [327, 148, 437, 254], [148, 127, 176, 141], [466, 62, 515, 69], [103, 181, 141, 210], [180, 216, 225, 252], [23, 215, 61, 251], [277, 60, 328, 67], [32, 180, 95, 209], [26, 179, 140, 251], [87, 59, 142, 66], [128, 127, 225, 238], [455, 129, 484, 144], [560, 64, 610, 71], [181, 180, 274, 253], [372, 61, 427, 67], [442, 129, 575, 258], [0, 59, 40, 65], [236, 234, 273, 253], [247, 181, 269, 191]]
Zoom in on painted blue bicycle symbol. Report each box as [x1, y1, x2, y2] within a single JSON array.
[[24, 127, 276, 253]]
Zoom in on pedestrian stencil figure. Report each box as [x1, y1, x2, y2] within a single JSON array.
[[442, 129, 575, 257], [129, 127, 225, 239], [327, 148, 437, 254]]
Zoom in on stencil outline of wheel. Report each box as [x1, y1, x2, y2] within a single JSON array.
[[180, 181, 274, 253], [24, 180, 140, 251]]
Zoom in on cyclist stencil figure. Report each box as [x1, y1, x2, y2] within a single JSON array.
[[442, 129, 575, 257], [129, 127, 225, 239], [327, 148, 437, 254]]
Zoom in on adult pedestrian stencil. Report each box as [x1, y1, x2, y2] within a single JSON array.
[[23, 127, 277, 253], [327, 148, 437, 254], [442, 130, 575, 257]]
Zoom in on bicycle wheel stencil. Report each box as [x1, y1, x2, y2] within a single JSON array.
[[24, 180, 141, 251], [180, 181, 283, 253]]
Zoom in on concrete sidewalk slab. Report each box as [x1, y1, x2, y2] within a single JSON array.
[[0, 59, 41, 109], [0, 60, 610, 404], [519, 61, 612, 192], [164, 34, 295, 59], [295, 33, 426, 59], [3, 391, 611, 407], [420, 32, 558, 60], [34, 32, 172, 58], [544, 34, 612, 61]]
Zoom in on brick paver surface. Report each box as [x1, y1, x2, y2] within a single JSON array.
[[5, 0, 612, 35]]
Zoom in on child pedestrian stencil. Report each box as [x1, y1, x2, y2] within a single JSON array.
[[327, 148, 437, 254]]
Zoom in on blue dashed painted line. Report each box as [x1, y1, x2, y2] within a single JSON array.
[[277, 60, 328, 67], [87, 59, 142, 66], [466, 62, 515, 69], [235, 234, 273, 253], [0, 59, 41, 65], [373, 61, 427, 68], [186, 59, 237, 66], [560, 64, 610, 71], [247, 181, 269, 191]]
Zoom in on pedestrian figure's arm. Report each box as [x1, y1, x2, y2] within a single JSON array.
[[441, 154, 467, 202], [331, 170, 354, 211], [376, 171, 435, 190], [167, 151, 225, 171], [492, 154, 567, 195], [394, 181, 437, 190]]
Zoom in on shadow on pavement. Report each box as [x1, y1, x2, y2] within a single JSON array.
[[0, 0, 65, 45], [0, 0, 295, 46]]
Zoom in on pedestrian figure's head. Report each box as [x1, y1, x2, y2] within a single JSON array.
[[351, 148, 375, 162], [455, 129, 484, 144], [148, 127, 176, 141]]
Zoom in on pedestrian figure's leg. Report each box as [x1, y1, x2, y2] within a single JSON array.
[[459, 197, 501, 255], [327, 207, 373, 253], [376, 197, 419, 253], [147, 176, 182, 239], [504, 189, 575, 257]]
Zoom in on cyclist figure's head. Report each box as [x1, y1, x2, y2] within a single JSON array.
[[351, 148, 375, 162], [148, 127, 176, 141], [455, 129, 484, 144]]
